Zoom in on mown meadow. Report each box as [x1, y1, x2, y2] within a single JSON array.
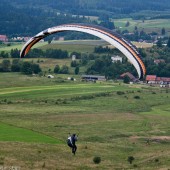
[[114, 18, 170, 34], [0, 73, 169, 169]]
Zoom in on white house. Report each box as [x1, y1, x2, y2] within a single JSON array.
[[72, 55, 76, 61], [111, 55, 122, 63]]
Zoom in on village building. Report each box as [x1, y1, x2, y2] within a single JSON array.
[[120, 72, 137, 82], [12, 36, 32, 42], [111, 55, 122, 63], [58, 36, 64, 41], [81, 75, 106, 82], [0, 35, 8, 42], [72, 55, 76, 61], [23, 37, 31, 42], [145, 75, 157, 84], [146, 75, 170, 87], [154, 59, 165, 65]]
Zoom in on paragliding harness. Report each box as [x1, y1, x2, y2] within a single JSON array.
[[67, 136, 73, 148], [67, 134, 78, 155]]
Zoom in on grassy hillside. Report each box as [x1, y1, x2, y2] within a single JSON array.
[[0, 72, 169, 169], [0, 42, 47, 53], [114, 18, 170, 34]]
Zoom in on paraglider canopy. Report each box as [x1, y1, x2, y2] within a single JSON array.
[[20, 23, 146, 79]]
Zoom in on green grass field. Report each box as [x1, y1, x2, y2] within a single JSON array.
[[0, 38, 152, 55], [114, 18, 170, 34], [0, 122, 60, 144], [0, 72, 170, 169], [0, 40, 107, 54], [0, 42, 47, 53]]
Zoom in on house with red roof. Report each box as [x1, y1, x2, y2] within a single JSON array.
[[156, 77, 170, 84], [0, 35, 8, 42], [146, 75, 170, 87], [146, 75, 157, 84], [154, 59, 165, 65], [120, 72, 137, 82]]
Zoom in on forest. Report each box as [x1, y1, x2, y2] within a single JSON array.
[[1, 0, 170, 36]]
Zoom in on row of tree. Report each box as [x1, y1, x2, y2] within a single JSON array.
[[0, 59, 80, 75], [54, 64, 79, 75], [0, 48, 69, 59], [0, 59, 41, 75]]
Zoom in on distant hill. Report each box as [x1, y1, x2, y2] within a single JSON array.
[[1, 0, 170, 36], [7, 0, 170, 15]]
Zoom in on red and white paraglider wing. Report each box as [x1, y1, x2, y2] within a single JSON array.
[[20, 23, 146, 79]]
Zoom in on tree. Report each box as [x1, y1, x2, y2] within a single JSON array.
[[100, 21, 115, 30], [11, 59, 21, 72], [54, 65, 60, 73], [125, 21, 130, 27], [45, 49, 68, 59], [21, 61, 32, 75], [123, 75, 130, 84], [2, 59, 10, 72], [11, 64, 20, 72], [0, 51, 8, 58], [48, 39, 52, 44], [81, 54, 88, 66], [75, 66, 79, 75], [12, 59, 20, 65], [157, 39, 163, 47], [59, 65, 69, 74], [31, 63, 41, 74], [10, 49, 20, 58], [138, 48, 147, 58], [71, 60, 78, 67], [161, 27, 165, 35], [167, 37, 170, 48], [127, 156, 135, 164]]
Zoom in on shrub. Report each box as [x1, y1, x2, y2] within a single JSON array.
[[155, 158, 159, 162], [117, 91, 125, 95], [42, 162, 46, 168], [62, 100, 67, 104], [93, 156, 101, 164], [0, 157, 4, 165], [4, 99, 7, 103], [133, 164, 138, 168], [123, 75, 130, 84], [134, 96, 140, 99], [127, 156, 135, 164], [124, 95, 128, 99], [7, 101, 12, 104]]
